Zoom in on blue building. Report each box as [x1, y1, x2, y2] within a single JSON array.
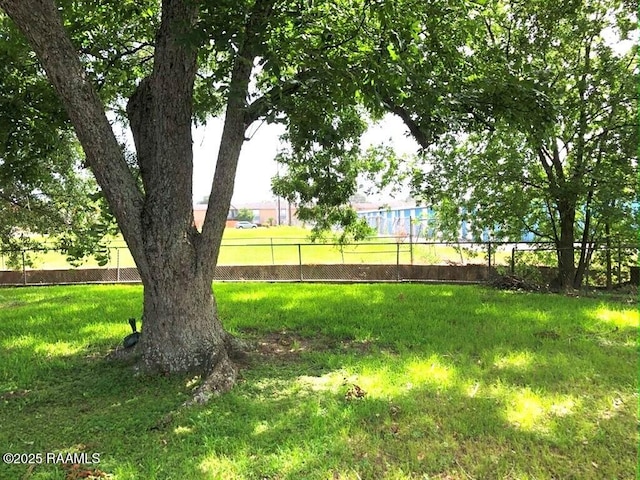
[[356, 204, 537, 242], [357, 205, 436, 238]]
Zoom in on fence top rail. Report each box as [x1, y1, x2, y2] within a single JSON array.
[[1, 241, 639, 254]]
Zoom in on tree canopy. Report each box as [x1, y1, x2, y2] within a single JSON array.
[[4, 0, 494, 397], [0, 13, 119, 267], [408, 0, 638, 288]]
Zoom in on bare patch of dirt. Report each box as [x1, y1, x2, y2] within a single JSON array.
[[238, 329, 375, 364], [0, 389, 31, 401]]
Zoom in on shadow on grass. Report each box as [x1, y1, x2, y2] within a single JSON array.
[[220, 283, 637, 391], [174, 352, 636, 479]]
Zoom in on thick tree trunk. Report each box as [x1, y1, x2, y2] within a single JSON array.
[[553, 200, 576, 291], [139, 270, 236, 391], [124, 0, 239, 396]]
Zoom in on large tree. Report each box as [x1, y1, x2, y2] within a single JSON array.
[[275, 0, 638, 291], [273, 0, 483, 237], [3, 0, 458, 399]]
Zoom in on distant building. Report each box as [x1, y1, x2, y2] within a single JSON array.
[[193, 201, 299, 230], [232, 201, 300, 227], [354, 203, 537, 241], [354, 202, 435, 238], [193, 204, 239, 231]]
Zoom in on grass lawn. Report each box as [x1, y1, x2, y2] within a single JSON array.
[[0, 283, 637, 479]]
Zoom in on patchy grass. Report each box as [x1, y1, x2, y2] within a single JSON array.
[[0, 283, 637, 479]]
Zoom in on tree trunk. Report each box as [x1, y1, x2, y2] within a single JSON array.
[[139, 270, 236, 391], [140, 273, 221, 372], [605, 222, 612, 290], [124, 0, 239, 396], [553, 199, 576, 291]]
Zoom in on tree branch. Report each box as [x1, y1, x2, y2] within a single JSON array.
[[383, 98, 431, 149], [244, 77, 305, 127], [198, 0, 278, 274], [520, 217, 553, 241]]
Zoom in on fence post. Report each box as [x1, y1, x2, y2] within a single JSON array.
[[396, 242, 401, 281], [511, 246, 516, 274], [270, 238, 275, 265], [409, 216, 414, 265], [22, 250, 27, 285], [116, 247, 121, 282], [298, 243, 302, 281], [487, 241, 492, 269]]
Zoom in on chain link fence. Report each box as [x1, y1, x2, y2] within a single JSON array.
[[0, 240, 637, 287]]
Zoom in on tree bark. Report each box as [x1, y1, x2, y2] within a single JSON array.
[[554, 199, 576, 291], [123, 0, 240, 392], [139, 273, 231, 373]]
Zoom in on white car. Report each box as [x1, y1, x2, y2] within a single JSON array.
[[236, 221, 258, 229]]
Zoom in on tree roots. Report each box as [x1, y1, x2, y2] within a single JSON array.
[[107, 333, 256, 405], [186, 353, 238, 405]]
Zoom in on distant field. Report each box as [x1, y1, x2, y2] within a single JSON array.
[[1, 226, 511, 270]]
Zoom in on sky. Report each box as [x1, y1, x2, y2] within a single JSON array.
[[191, 114, 421, 205]]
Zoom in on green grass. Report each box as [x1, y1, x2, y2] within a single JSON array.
[[1, 284, 637, 479]]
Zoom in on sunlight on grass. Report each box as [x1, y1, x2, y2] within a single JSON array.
[[35, 341, 83, 357], [224, 290, 270, 302], [200, 443, 321, 480], [505, 388, 548, 432], [252, 420, 270, 435], [355, 365, 399, 398], [200, 455, 241, 479], [493, 350, 535, 371], [80, 323, 127, 341], [3, 335, 36, 350], [549, 397, 578, 418], [588, 306, 639, 328], [498, 385, 581, 434], [174, 426, 193, 435], [406, 355, 456, 389], [5, 334, 80, 356], [298, 367, 400, 399], [1, 284, 637, 479], [298, 371, 344, 393], [509, 308, 551, 323], [4, 332, 83, 357]]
